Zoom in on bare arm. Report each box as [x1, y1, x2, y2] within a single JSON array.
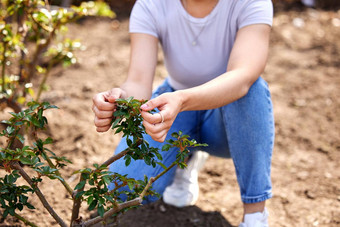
[[141, 24, 271, 141], [121, 33, 158, 100], [178, 24, 271, 111], [92, 33, 158, 132]]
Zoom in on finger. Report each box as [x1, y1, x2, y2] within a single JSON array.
[[92, 106, 114, 119], [141, 111, 164, 125], [143, 121, 168, 142], [94, 117, 112, 127], [152, 133, 167, 143], [105, 88, 125, 103], [143, 120, 164, 134], [93, 93, 116, 111], [96, 125, 111, 133], [140, 96, 164, 111]]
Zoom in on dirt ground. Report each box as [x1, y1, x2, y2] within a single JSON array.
[[1, 6, 340, 227]]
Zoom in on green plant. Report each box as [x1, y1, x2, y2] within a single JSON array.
[[0, 97, 207, 226], [0, 0, 115, 112]]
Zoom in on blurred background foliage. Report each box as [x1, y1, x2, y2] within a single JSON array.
[[50, 0, 340, 17], [0, 0, 115, 113]]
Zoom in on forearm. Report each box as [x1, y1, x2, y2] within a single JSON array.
[[177, 69, 258, 111], [178, 24, 270, 112], [119, 33, 158, 100], [120, 80, 152, 100]]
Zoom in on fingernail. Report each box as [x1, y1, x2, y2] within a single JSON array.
[[141, 104, 148, 109]]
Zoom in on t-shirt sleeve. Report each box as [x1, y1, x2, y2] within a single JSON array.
[[129, 0, 159, 38], [238, 0, 273, 29]]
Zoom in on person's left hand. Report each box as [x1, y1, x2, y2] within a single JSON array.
[[140, 91, 183, 142]]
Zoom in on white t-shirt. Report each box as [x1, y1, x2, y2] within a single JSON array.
[[130, 0, 273, 90]]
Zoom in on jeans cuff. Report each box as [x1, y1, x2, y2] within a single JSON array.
[[241, 191, 273, 204]]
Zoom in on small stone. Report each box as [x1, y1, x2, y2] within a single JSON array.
[[304, 190, 316, 199], [82, 83, 93, 92], [159, 204, 166, 213], [191, 218, 200, 224]]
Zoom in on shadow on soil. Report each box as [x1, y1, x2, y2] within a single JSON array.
[[95, 200, 234, 227]]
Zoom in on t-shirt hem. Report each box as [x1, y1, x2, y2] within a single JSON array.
[[129, 30, 158, 39], [239, 19, 273, 29]]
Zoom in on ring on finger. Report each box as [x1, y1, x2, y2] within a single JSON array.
[[158, 112, 164, 123]]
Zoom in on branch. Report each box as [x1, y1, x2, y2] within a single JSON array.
[[5, 129, 20, 150], [100, 148, 129, 167], [41, 149, 73, 196], [79, 198, 142, 227], [139, 177, 155, 199], [0, 97, 22, 113], [26, 19, 59, 84], [16, 4, 28, 84], [101, 138, 144, 167], [140, 161, 177, 198], [1, 43, 7, 93], [14, 212, 38, 227], [36, 61, 53, 102], [12, 162, 68, 227], [83, 146, 181, 226], [70, 175, 85, 227], [71, 141, 138, 225], [71, 146, 130, 226]]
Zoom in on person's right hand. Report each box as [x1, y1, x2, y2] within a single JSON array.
[[92, 88, 126, 132]]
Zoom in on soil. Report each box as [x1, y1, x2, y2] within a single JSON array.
[[1, 7, 340, 227]]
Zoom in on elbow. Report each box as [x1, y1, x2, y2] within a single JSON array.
[[238, 71, 263, 99], [239, 84, 251, 99]]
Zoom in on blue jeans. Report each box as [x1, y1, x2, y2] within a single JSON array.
[[108, 77, 274, 204]]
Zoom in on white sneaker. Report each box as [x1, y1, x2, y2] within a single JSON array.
[[239, 208, 269, 227], [162, 151, 209, 207]]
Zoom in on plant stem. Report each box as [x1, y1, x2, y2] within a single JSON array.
[[78, 198, 142, 227], [100, 148, 129, 167], [70, 174, 85, 227], [26, 20, 58, 87], [101, 139, 144, 167], [6, 129, 20, 149], [12, 162, 68, 227], [36, 61, 53, 102], [153, 161, 177, 182], [81, 156, 180, 227], [1, 43, 7, 93], [0, 98, 21, 112], [139, 161, 177, 199], [44, 0, 51, 11], [41, 149, 73, 196], [14, 212, 38, 227], [16, 2, 28, 85]]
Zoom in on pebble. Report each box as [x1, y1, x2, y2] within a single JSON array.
[[304, 190, 316, 199], [159, 204, 166, 213]]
